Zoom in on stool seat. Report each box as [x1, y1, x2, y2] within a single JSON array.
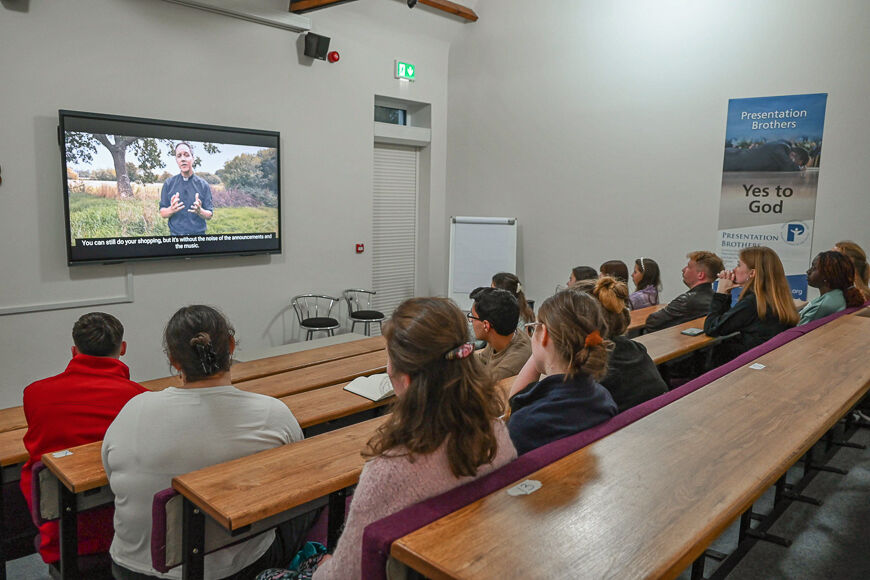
[[350, 310, 384, 321], [302, 317, 341, 328]]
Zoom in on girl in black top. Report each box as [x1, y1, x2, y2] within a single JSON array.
[[704, 246, 798, 364]]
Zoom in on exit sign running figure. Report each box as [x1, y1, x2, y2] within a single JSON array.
[[395, 60, 416, 81]]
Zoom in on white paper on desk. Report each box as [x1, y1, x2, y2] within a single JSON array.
[[51, 450, 73, 458], [344, 373, 395, 402]]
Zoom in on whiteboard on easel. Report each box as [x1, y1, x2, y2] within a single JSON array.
[[448, 217, 517, 311]]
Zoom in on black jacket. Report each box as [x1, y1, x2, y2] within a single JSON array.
[[600, 336, 668, 413], [644, 283, 715, 332], [704, 291, 794, 363]]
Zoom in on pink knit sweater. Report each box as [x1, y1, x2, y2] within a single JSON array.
[[312, 420, 517, 579]]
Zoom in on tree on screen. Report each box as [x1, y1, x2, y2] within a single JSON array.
[[65, 133, 218, 198]]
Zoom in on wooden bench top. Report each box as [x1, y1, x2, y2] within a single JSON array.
[[173, 415, 388, 531], [39, 385, 392, 495], [283, 382, 392, 429], [0, 405, 26, 434], [40, 440, 105, 494], [634, 317, 714, 364], [627, 304, 666, 331], [140, 336, 385, 391], [238, 350, 387, 399], [391, 314, 870, 579], [0, 428, 28, 468]]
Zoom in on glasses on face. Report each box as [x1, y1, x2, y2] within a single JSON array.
[[524, 321, 543, 336], [466, 311, 483, 322]]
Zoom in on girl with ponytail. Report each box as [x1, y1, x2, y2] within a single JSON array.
[[506, 288, 618, 455], [575, 276, 667, 412], [312, 297, 516, 580], [492, 272, 535, 324], [104, 306, 314, 580]]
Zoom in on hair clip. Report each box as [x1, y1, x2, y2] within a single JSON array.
[[445, 342, 474, 360]]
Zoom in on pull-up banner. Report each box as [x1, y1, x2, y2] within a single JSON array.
[[717, 93, 827, 300]]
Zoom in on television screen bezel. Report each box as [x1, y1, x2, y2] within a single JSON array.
[[59, 109, 282, 266]]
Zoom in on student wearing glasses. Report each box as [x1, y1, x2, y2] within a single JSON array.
[[506, 288, 617, 455], [468, 287, 532, 381]]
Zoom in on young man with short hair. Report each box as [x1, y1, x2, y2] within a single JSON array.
[[644, 251, 725, 332], [469, 287, 531, 381], [21, 312, 147, 564]]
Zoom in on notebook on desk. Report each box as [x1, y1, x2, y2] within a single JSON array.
[[343, 373, 394, 402]]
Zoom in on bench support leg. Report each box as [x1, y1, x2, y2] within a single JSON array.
[[327, 489, 348, 552], [182, 499, 206, 580], [58, 483, 79, 579], [0, 469, 7, 580]]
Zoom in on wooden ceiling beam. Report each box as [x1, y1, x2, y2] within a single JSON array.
[[418, 0, 478, 22], [290, 0, 359, 14], [290, 0, 478, 22]]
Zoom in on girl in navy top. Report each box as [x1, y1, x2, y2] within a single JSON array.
[[507, 288, 617, 455]]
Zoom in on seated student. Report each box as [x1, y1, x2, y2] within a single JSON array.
[[629, 257, 661, 309], [599, 260, 629, 283], [103, 305, 313, 580], [307, 298, 517, 579], [21, 312, 147, 566], [574, 277, 667, 412], [645, 251, 725, 332], [704, 246, 798, 365], [568, 265, 598, 286], [799, 251, 865, 325], [833, 240, 870, 302], [507, 289, 617, 455], [491, 272, 535, 324], [469, 287, 532, 381]]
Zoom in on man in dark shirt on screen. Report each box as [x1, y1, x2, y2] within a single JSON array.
[[159, 141, 213, 235]]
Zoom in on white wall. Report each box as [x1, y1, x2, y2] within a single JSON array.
[[444, 0, 870, 308], [0, 0, 465, 407]]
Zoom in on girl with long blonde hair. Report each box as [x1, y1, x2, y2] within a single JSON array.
[[704, 246, 798, 364]]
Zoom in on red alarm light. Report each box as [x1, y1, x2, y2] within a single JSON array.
[[327, 51, 340, 63]]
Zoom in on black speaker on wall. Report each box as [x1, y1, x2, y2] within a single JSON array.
[[303, 33, 331, 60]]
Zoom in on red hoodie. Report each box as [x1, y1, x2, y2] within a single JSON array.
[[21, 354, 146, 563]]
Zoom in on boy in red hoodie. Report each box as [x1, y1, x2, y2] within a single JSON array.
[[21, 312, 146, 564]]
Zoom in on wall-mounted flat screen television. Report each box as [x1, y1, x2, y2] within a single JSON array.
[[59, 110, 281, 265]]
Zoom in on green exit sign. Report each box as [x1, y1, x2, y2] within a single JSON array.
[[395, 60, 416, 81]]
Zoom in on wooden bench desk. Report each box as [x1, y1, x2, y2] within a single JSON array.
[[238, 349, 387, 399], [0, 407, 26, 434], [627, 304, 666, 332], [0, 429, 27, 472], [635, 317, 715, 365], [283, 382, 392, 430], [172, 415, 389, 578], [140, 335, 386, 391], [390, 315, 870, 580], [39, 402, 388, 579]]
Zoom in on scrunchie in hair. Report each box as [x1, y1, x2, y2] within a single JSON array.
[[584, 330, 603, 348]]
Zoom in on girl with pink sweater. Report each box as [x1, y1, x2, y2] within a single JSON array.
[[311, 297, 518, 579]]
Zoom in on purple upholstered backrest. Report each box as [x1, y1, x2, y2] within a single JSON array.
[[30, 461, 49, 525], [151, 488, 179, 573], [359, 304, 864, 579]]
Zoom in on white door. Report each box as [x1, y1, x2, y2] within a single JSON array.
[[372, 143, 418, 324]]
